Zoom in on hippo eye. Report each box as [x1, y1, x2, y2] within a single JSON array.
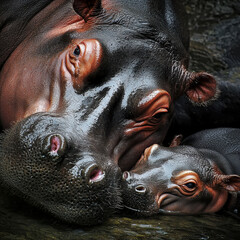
[[42, 134, 67, 160], [149, 108, 168, 123], [181, 181, 197, 194], [184, 182, 196, 189], [73, 45, 81, 56]]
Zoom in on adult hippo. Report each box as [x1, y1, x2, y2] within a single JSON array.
[[121, 128, 240, 216], [0, 0, 238, 225], [0, 0, 217, 166]]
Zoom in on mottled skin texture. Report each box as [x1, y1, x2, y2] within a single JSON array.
[[122, 128, 240, 216], [0, 0, 239, 225]]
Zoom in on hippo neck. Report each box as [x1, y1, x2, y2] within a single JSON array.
[[199, 149, 233, 175]]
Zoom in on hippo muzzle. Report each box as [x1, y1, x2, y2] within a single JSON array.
[[0, 113, 122, 225]]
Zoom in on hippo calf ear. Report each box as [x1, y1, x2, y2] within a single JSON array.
[[185, 72, 217, 104], [219, 175, 240, 192], [169, 134, 183, 147], [73, 0, 102, 21]]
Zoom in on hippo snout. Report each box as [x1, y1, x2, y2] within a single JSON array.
[[0, 113, 122, 225], [122, 171, 147, 194]]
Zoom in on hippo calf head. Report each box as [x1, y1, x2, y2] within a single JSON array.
[[0, 113, 122, 225], [122, 145, 240, 215]]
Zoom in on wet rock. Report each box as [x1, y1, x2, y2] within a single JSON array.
[[183, 0, 240, 83]]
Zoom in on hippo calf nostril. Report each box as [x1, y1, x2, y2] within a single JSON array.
[[122, 171, 131, 180], [135, 185, 147, 194], [85, 163, 105, 184]]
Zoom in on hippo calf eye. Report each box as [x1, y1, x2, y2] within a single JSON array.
[[42, 134, 67, 160], [73, 45, 81, 56], [185, 182, 196, 189], [181, 181, 197, 194], [152, 112, 163, 120]]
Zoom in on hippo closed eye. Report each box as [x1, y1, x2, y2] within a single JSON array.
[[0, 0, 218, 171]]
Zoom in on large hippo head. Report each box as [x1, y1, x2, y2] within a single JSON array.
[[0, 0, 217, 170], [0, 0, 217, 224], [0, 113, 122, 225], [121, 145, 240, 215]]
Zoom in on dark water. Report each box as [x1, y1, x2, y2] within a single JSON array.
[[1, 0, 240, 239]]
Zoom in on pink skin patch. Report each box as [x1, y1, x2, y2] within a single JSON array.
[[89, 168, 105, 183], [50, 136, 61, 153]]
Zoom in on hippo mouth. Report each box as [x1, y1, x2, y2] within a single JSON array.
[[123, 194, 181, 216]]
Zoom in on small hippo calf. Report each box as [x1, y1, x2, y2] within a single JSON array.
[[122, 128, 240, 216]]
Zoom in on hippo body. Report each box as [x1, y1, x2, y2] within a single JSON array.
[[122, 128, 240, 216], [0, 0, 238, 225]]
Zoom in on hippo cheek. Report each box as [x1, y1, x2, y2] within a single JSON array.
[[157, 193, 187, 213], [116, 90, 172, 171]]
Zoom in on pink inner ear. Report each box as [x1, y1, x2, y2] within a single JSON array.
[[186, 72, 217, 103], [50, 136, 61, 153]]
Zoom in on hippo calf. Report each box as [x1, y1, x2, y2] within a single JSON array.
[[0, 113, 122, 225], [122, 128, 240, 216]]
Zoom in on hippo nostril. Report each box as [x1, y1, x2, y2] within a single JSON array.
[[122, 171, 131, 180], [89, 168, 105, 183], [85, 164, 105, 184], [135, 185, 147, 194]]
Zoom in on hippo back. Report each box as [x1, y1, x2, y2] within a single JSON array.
[[182, 128, 240, 175]]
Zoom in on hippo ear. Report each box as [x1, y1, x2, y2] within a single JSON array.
[[171, 62, 217, 104], [218, 175, 240, 192], [73, 0, 102, 21], [185, 72, 217, 104], [169, 134, 183, 147]]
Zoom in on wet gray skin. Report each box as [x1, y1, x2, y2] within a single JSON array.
[[0, 113, 122, 226], [122, 142, 240, 216]]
